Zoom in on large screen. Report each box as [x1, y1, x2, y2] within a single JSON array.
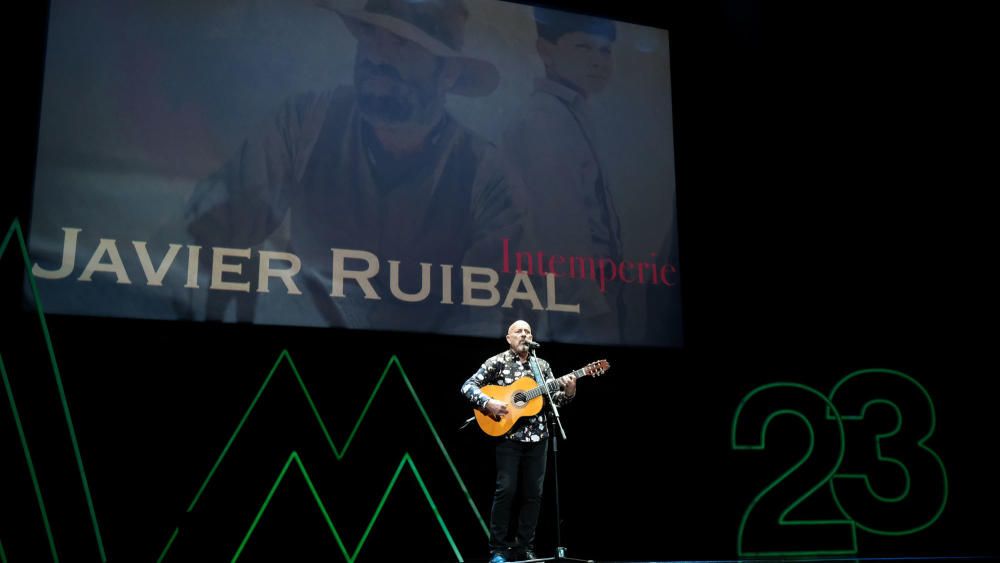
[[27, 0, 681, 347]]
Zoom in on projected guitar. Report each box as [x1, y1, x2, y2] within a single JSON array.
[[475, 360, 610, 437]]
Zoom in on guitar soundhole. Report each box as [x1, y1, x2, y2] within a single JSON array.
[[512, 392, 527, 407]]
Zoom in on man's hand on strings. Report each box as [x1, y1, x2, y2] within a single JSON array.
[[485, 399, 510, 421]]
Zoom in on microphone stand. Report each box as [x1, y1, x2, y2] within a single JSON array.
[[526, 348, 593, 563]]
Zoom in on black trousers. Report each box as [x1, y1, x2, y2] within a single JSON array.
[[490, 438, 549, 552]]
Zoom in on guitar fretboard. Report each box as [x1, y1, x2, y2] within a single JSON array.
[[522, 367, 587, 401]]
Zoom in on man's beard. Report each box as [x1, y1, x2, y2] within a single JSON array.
[[355, 61, 439, 125], [358, 92, 413, 123]]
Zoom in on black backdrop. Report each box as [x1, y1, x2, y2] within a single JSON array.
[[3, 1, 994, 562]]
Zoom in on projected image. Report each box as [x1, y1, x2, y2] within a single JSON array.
[[28, 0, 681, 347]]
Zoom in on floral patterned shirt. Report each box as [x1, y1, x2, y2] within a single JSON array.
[[461, 349, 573, 442]]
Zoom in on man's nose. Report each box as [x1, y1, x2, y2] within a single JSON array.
[[365, 28, 400, 64]]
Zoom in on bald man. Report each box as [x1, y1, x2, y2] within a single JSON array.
[[461, 320, 577, 563]]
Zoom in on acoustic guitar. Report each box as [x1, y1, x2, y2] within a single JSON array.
[[474, 359, 610, 436]]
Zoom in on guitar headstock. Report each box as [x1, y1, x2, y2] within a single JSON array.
[[582, 359, 610, 377]]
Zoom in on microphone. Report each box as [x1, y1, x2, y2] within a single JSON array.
[[525, 340, 541, 350]]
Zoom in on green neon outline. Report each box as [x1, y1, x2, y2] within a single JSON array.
[[231, 451, 462, 562], [2, 219, 108, 562], [1, 539, 7, 563], [731, 382, 855, 557], [838, 399, 911, 503], [158, 352, 487, 560], [827, 368, 949, 536], [2, 355, 59, 562], [154, 528, 179, 563]]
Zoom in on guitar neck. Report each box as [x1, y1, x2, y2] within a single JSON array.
[[523, 367, 588, 402]]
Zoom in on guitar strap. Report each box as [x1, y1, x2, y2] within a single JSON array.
[[527, 355, 546, 388]]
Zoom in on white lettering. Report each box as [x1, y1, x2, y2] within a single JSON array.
[[32, 227, 81, 279], [440, 264, 453, 304], [210, 247, 251, 292], [502, 271, 543, 310], [133, 241, 182, 286], [546, 273, 580, 313], [185, 245, 201, 288], [331, 248, 380, 299], [79, 239, 131, 284], [462, 266, 500, 307], [258, 251, 302, 294], [388, 260, 431, 302]]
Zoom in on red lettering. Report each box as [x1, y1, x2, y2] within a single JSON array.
[[569, 256, 595, 280], [618, 260, 634, 283], [515, 251, 534, 275], [598, 258, 617, 293], [660, 263, 678, 287], [548, 255, 565, 277]]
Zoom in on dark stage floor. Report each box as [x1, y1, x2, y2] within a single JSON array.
[[472, 556, 997, 563]]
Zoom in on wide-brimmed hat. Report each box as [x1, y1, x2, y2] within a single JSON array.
[[318, 0, 500, 97]]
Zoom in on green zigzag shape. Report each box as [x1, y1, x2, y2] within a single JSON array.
[[3, 217, 487, 561], [156, 349, 489, 561], [232, 451, 457, 562], [1, 219, 108, 562]]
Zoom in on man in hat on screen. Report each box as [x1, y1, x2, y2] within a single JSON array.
[[182, 0, 523, 332]]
